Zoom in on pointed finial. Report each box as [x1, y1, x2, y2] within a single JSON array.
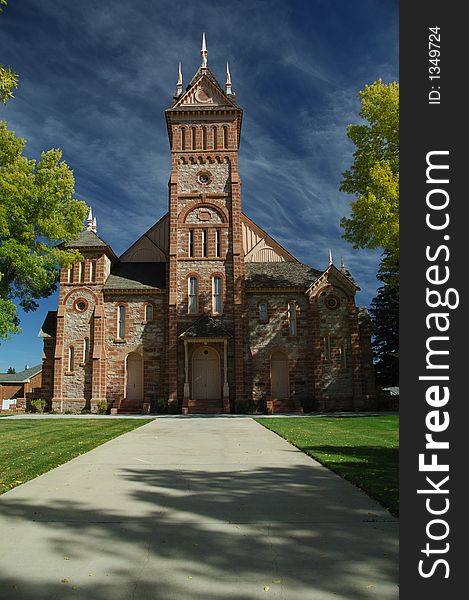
[[92, 216, 97, 233], [176, 62, 183, 96], [201, 32, 208, 68], [86, 207, 93, 231], [226, 61, 232, 94], [340, 256, 345, 272], [328, 248, 333, 267]]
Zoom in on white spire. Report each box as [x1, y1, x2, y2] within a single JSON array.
[[201, 32, 208, 68], [92, 216, 97, 233], [328, 248, 333, 267], [86, 207, 93, 231], [226, 61, 232, 94], [176, 62, 183, 96]]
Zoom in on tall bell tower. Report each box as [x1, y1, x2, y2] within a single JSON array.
[[165, 34, 245, 411]]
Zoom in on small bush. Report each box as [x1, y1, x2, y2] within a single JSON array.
[[155, 398, 168, 414], [28, 399, 46, 414], [235, 399, 257, 414], [97, 400, 108, 415], [167, 400, 180, 414]]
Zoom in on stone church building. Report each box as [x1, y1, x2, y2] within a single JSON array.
[[40, 37, 375, 414]]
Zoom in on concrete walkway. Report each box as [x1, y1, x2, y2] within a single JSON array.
[[0, 417, 398, 600]]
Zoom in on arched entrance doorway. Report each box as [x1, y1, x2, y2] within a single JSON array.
[[126, 352, 143, 401], [270, 351, 289, 399], [192, 346, 221, 400]]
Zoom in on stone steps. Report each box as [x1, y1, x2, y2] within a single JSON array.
[[187, 399, 224, 414], [115, 399, 146, 415]]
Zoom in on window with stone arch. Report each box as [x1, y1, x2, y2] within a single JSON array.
[[258, 301, 268, 323], [202, 126, 207, 150], [117, 304, 125, 339], [181, 127, 186, 151], [68, 346, 75, 372], [144, 302, 154, 322], [89, 260, 97, 283], [188, 276, 199, 314], [212, 275, 223, 314], [191, 126, 197, 150], [213, 126, 218, 149], [288, 301, 297, 336], [223, 125, 228, 149], [83, 337, 90, 363]]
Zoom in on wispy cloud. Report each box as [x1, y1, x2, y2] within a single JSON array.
[[0, 0, 397, 368]]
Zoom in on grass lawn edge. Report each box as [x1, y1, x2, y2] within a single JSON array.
[[256, 416, 399, 518]]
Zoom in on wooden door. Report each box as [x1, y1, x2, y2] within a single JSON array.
[[126, 352, 143, 400], [270, 351, 289, 399], [192, 347, 220, 400]]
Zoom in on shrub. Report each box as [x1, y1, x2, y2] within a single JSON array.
[[28, 399, 47, 413], [167, 400, 180, 414], [97, 400, 108, 415], [235, 399, 256, 414], [155, 398, 168, 414]]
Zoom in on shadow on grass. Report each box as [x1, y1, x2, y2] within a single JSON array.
[[299, 445, 398, 516]]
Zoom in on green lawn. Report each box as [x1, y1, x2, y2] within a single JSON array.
[[0, 418, 152, 494], [257, 415, 399, 516]]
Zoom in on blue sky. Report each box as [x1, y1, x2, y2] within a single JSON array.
[[0, 0, 398, 372]]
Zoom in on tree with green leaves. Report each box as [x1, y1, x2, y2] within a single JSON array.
[[6, 365, 15, 373], [0, 122, 88, 341], [0, 1, 18, 105], [340, 80, 399, 387], [340, 80, 399, 264]]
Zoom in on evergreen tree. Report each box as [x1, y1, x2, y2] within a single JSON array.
[[7, 365, 15, 373], [369, 253, 399, 386]]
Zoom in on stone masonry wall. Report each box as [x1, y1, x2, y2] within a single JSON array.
[[104, 293, 166, 410], [246, 292, 310, 409]]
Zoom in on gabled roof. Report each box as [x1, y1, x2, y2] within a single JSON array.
[[165, 65, 243, 147], [171, 66, 237, 110], [306, 264, 360, 295], [179, 314, 232, 339], [0, 364, 42, 384], [104, 262, 166, 291]]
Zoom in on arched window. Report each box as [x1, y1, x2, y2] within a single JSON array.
[[78, 261, 85, 283], [83, 337, 90, 363], [340, 340, 348, 367], [288, 302, 297, 336], [188, 277, 199, 314], [181, 127, 186, 151], [223, 126, 228, 149], [117, 305, 125, 339], [212, 276, 223, 314], [202, 126, 207, 150], [191, 127, 197, 150], [145, 303, 153, 322], [323, 334, 331, 360], [213, 126, 218, 149], [90, 261, 97, 282], [215, 229, 221, 257], [202, 229, 208, 257], [259, 301, 268, 322], [68, 346, 75, 372], [68, 266, 73, 283], [188, 228, 194, 257]]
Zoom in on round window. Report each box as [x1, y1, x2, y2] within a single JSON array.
[[197, 172, 211, 185], [74, 299, 88, 312], [324, 295, 340, 310]]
